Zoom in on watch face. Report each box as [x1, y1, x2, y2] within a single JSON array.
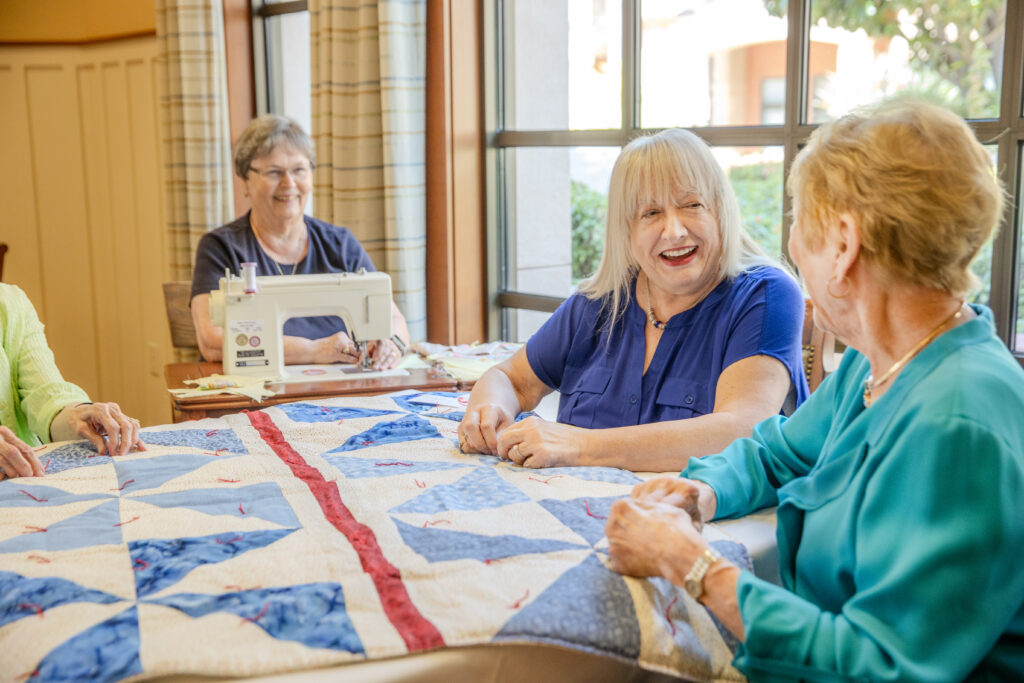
[[685, 578, 701, 599]]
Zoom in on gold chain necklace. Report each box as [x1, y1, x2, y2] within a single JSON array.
[[272, 260, 296, 276], [862, 302, 965, 408]]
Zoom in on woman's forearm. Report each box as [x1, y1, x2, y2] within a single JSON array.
[[465, 366, 530, 417], [579, 411, 750, 471]]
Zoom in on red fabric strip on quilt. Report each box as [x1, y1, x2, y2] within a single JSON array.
[[247, 410, 446, 651]]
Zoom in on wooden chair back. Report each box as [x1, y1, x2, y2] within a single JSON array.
[[163, 282, 199, 349], [0, 243, 7, 281], [802, 298, 837, 392]]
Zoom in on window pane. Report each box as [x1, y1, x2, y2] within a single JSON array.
[[505, 146, 619, 340], [640, 0, 788, 128], [714, 146, 785, 259], [1018, 150, 1024, 352], [807, 1, 1006, 123], [265, 11, 311, 135], [967, 146, 999, 308], [503, 0, 622, 130]]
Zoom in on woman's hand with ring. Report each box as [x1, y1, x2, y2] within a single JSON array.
[[458, 402, 514, 455], [367, 338, 402, 370], [496, 416, 586, 468]]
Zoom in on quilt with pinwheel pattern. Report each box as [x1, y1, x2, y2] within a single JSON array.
[[0, 391, 748, 682]]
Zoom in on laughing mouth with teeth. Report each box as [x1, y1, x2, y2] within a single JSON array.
[[660, 246, 698, 263]]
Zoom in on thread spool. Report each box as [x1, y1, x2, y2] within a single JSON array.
[[241, 262, 258, 294]]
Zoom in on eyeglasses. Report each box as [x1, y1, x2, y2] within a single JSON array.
[[248, 165, 312, 183]]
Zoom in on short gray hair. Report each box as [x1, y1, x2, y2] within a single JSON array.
[[233, 114, 315, 178]]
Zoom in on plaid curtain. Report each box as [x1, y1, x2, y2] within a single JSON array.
[[310, 0, 427, 342], [155, 0, 234, 282]]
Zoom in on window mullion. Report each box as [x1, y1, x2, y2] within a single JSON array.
[[780, 0, 811, 258], [988, 0, 1024, 347], [622, 0, 639, 133]]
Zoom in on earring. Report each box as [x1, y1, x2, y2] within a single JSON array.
[[826, 275, 850, 299]]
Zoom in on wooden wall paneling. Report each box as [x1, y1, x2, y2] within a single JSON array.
[[223, 0, 256, 217], [425, 0, 485, 345], [0, 62, 44, 299], [102, 59, 145, 416], [449, 1, 485, 344], [127, 54, 173, 423], [76, 60, 120, 402], [24, 62, 101, 393], [425, 0, 454, 344]]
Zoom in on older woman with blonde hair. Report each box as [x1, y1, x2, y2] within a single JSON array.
[[459, 128, 808, 471], [606, 98, 1024, 680]]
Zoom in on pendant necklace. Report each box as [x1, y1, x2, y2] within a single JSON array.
[[862, 302, 965, 408], [644, 276, 666, 330], [643, 274, 714, 330]]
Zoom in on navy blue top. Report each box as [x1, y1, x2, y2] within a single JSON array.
[[191, 212, 376, 339], [525, 266, 809, 428]]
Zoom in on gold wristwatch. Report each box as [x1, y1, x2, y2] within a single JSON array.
[[683, 547, 722, 600]]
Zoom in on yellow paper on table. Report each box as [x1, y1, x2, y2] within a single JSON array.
[[412, 341, 522, 382], [168, 374, 277, 402]]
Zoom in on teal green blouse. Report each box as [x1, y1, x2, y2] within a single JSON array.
[[0, 284, 90, 446], [685, 305, 1024, 681]]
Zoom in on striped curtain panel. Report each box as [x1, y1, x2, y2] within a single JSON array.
[[310, 0, 427, 342], [155, 0, 234, 283]]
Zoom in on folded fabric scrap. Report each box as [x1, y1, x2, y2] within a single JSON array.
[[411, 340, 523, 382], [168, 374, 277, 401]]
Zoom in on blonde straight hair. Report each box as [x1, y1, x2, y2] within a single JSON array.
[[578, 128, 779, 331]]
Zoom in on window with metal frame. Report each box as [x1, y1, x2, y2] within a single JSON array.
[[486, 0, 1024, 362]]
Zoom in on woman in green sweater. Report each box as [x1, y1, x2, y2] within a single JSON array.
[[0, 284, 144, 479]]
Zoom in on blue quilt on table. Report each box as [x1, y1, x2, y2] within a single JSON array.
[[0, 391, 748, 682]]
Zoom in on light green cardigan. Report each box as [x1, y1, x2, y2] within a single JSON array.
[[0, 284, 90, 445]]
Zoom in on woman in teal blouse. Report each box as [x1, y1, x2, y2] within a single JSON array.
[[1, 284, 145, 479], [605, 97, 1024, 681]]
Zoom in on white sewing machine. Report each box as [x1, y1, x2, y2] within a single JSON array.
[[209, 266, 399, 383]]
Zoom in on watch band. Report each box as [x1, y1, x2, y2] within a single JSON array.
[[683, 547, 722, 600]]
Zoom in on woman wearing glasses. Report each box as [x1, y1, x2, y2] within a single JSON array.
[[190, 115, 409, 370]]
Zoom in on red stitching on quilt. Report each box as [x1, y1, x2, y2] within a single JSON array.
[[414, 479, 426, 488], [509, 589, 529, 609], [238, 503, 246, 515], [112, 479, 135, 491], [217, 536, 243, 545], [18, 490, 48, 503], [205, 449, 228, 457], [26, 554, 50, 564], [225, 584, 262, 591], [584, 499, 607, 520], [16, 667, 39, 680], [375, 462, 413, 467], [361, 440, 375, 446], [133, 558, 149, 571], [247, 410, 445, 651], [241, 601, 270, 625], [22, 526, 47, 534], [205, 430, 219, 437], [114, 516, 140, 527], [421, 520, 450, 528], [664, 595, 679, 636], [217, 478, 240, 483], [42, 460, 51, 472], [19, 603, 44, 617], [528, 475, 563, 485]]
